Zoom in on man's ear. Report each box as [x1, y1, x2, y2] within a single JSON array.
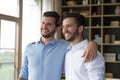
[[78, 25, 83, 33]]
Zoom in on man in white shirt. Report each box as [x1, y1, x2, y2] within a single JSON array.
[[62, 12, 105, 80]]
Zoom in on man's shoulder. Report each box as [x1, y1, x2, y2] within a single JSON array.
[[28, 42, 36, 45], [58, 39, 69, 44], [27, 41, 40, 47]]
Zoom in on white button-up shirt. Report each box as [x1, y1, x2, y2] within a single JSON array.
[[65, 40, 105, 80]]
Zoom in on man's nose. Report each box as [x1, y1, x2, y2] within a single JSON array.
[[42, 24, 47, 29], [62, 26, 68, 32]]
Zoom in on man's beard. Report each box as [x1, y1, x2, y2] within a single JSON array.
[[42, 30, 56, 38], [65, 29, 79, 42]]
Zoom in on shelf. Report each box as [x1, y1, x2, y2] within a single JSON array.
[[105, 61, 120, 63], [62, 5, 90, 8], [85, 26, 90, 28], [91, 27, 102, 28], [103, 3, 120, 6], [103, 15, 120, 17], [62, 0, 120, 78], [91, 15, 102, 17], [105, 78, 120, 80], [103, 44, 120, 46], [103, 26, 120, 28], [91, 4, 102, 6]]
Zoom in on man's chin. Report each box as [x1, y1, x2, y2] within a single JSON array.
[[43, 36, 50, 38], [65, 37, 74, 42], [65, 38, 70, 41]]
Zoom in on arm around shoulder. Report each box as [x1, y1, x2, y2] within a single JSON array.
[[83, 41, 98, 62]]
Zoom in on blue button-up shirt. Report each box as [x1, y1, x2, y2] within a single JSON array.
[[19, 39, 69, 80]]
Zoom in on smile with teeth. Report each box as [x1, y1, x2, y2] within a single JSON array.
[[64, 32, 71, 37], [42, 30, 49, 33]]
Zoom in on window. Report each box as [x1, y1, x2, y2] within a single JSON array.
[[0, 20, 16, 80], [0, 0, 22, 80], [0, 0, 41, 80], [0, 0, 18, 17]]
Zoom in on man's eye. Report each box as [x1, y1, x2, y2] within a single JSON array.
[[41, 22, 44, 25], [62, 25, 72, 29], [47, 24, 51, 26], [67, 25, 72, 28]]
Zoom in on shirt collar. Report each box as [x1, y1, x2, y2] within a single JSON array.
[[67, 39, 88, 51], [38, 37, 57, 45]]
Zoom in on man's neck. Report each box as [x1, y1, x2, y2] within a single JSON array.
[[70, 37, 83, 47], [41, 37, 54, 45]]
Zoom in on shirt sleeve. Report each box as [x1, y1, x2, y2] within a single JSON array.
[[19, 46, 29, 80], [85, 51, 105, 80]]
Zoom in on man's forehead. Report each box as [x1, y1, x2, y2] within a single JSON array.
[[42, 16, 55, 19]]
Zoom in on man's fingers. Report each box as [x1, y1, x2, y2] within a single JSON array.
[[84, 51, 97, 63], [82, 51, 86, 57]]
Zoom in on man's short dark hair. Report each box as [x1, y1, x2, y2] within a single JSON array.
[[43, 11, 60, 27], [62, 12, 86, 27]]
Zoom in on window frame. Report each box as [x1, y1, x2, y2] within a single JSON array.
[[0, 0, 22, 80]]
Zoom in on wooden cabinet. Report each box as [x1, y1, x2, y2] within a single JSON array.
[[61, 0, 120, 79]]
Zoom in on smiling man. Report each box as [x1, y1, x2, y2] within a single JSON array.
[[18, 11, 98, 80], [62, 12, 105, 80]]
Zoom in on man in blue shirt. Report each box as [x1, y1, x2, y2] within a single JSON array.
[[18, 11, 97, 80]]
